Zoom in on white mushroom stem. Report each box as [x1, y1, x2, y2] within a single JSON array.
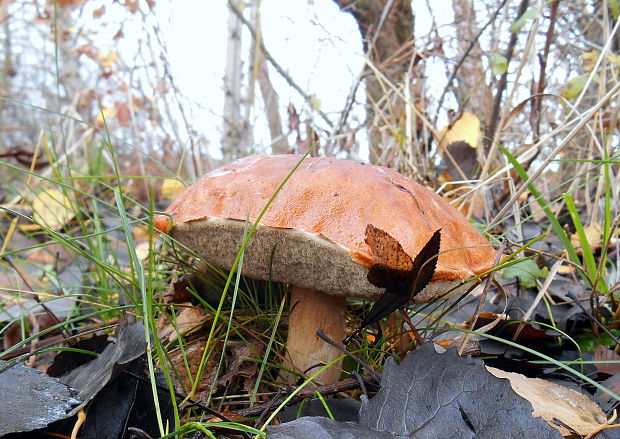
[[283, 285, 347, 385]]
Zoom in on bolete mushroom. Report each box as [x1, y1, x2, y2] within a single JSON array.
[[154, 155, 497, 385]]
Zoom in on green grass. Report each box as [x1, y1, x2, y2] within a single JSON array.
[[1, 96, 619, 437]]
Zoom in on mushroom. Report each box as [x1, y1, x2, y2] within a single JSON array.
[[154, 155, 497, 385]]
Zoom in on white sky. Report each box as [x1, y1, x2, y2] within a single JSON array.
[[153, 0, 455, 160]]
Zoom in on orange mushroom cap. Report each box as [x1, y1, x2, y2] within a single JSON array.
[[155, 154, 497, 301]]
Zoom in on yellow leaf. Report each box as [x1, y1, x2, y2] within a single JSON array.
[[609, 52, 620, 67], [161, 178, 185, 200], [95, 107, 117, 125], [135, 242, 150, 261], [580, 50, 600, 72], [436, 112, 481, 152], [488, 367, 607, 437], [98, 51, 118, 68], [570, 223, 602, 250], [31, 189, 75, 231], [557, 264, 575, 274]]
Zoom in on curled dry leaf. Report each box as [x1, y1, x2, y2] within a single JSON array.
[[157, 304, 211, 343], [487, 367, 608, 437], [358, 225, 440, 331]]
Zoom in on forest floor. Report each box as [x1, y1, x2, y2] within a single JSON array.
[[0, 146, 619, 439]]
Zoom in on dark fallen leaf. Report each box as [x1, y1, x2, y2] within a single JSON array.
[[46, 334, 110, 377], [439, 140, 478, 181], [595, 373, 620, 413], [279, 398, 361, 423], [359, 226, 441, 329], [81, 361, 141, 439], [267, 416, 403, 439], [269, 343, 564, 438], [359, 343, 562, 438], [82, 359, 175, 439], [0, 361, 80, 435], [59, 322, 146, 416]]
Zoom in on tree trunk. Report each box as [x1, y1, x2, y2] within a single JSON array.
[[0, 0, 12, 150], [222, 0, 247, 160], [333, 0, 414, 164], [258, 53, 289, 154], [451, 0, 493, 123]]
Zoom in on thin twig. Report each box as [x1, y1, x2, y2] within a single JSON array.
[[458, 240, 506, 355], [254, 388, 283, 428], [529, 0, 559, 140], [483, 0, 530, 153], [566, 292, 620, 348], [3, 255, 72, 340], [227, 0, 333, 128], [434, 0, 509, 124], [235, 376, 373, 418], [316, 330, 381, 382]]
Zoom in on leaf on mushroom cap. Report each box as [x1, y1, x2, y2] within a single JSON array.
[[358, 225, 441, 331]]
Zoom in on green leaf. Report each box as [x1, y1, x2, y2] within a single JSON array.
[[611, 0, 620, 19], [510, 7, 538, 33], [561, 74, 600, 100], [310, 96, 322, 112], [577, 330, 620, 352], [502, 258, 544, 288], [489, 52, 508, 76]]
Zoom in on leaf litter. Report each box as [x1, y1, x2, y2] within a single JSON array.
[[0, 361, 80, 435], [267, 343, 618, 439], [269, 343, 599, 438]]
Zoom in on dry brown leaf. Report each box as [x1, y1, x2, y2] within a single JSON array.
[[95, 106, 117, 127], [114, 102, 131, 127], [158, 305, 210, 343], [92, 5, 106, 18], [488, 367, 607, 437], [132, 225, 150, 242], [112, 28, 124, 40], [581, 50, 600, 72], [557, 265, 576, 274], [57, 0, 84, 7], [135, 242, 150, 261], [594, 346, 620, 375], [167, 339, 218, 396], [124, 0, 139, 13], [218, 340, 263, 394], [28, 243, 75, 268]]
